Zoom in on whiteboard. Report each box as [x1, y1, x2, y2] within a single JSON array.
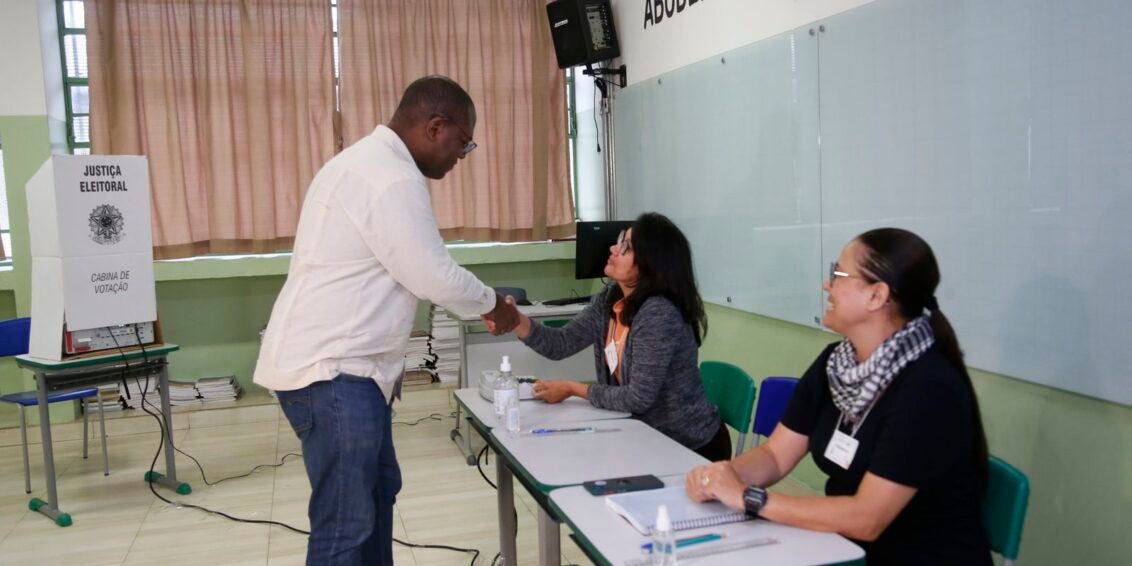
[[613, 0, 1132, 406], [615, 25, 824, 326]]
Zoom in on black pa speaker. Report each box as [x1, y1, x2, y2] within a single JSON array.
[[546, 0, 620, 69]]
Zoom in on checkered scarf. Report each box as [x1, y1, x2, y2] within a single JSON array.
[[827, 315, 934, 423]]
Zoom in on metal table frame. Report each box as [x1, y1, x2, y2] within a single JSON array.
[[15, 344, 189, 526]]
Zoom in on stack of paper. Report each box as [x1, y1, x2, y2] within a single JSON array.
[[197, 376, 241, 404], [430, 306, 461, 384], [119, 376, 157, 409], [83, 382, 124, 413], [167, 380, 203, 407], [404, 330, 438, 381]]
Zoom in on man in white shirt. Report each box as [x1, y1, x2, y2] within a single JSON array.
[[254, 76, 520, 565]]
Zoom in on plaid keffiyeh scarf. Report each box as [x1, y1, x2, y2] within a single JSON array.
[[827, 315, 934, 423]]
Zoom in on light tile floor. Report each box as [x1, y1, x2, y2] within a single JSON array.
[[0, 387, 593, 565]]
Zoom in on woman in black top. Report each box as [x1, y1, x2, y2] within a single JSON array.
[[686, 228, 991, 565]]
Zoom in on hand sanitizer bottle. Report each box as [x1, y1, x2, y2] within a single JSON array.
[[493, 356, 516, 422], [652, 504, 677, 565]]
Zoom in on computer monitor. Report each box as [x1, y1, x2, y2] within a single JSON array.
[[575, 220, 633, 279]]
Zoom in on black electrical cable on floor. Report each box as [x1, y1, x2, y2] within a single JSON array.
[[106, 328, 483, 564]]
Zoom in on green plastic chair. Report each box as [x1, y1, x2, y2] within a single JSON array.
[[699, 361, 756, 457], [982, 455, 1030, 566]]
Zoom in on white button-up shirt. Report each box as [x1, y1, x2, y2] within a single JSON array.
[[253, 125, 496, 401]]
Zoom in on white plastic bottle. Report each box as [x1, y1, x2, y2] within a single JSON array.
[[505, 382, 521, 434], [493, 356, 517, 422], [651, 504, 678, 565]]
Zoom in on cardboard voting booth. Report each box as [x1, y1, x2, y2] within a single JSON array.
[[26, 155, 158, 360]]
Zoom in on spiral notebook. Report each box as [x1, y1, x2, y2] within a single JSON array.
[[604, 486, 751, 535]]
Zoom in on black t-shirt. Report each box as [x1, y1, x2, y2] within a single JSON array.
[[781, 343, 991, 566]]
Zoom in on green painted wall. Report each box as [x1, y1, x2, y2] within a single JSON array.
[[699, 302, 1132, 566], [158, 258, 602, 389]]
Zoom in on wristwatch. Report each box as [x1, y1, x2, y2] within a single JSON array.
[[743, 485, 769, 518]]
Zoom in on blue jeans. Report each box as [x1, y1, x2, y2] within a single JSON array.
[[277, 374, 402, 565]]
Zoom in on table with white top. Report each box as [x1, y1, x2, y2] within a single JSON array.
[[453, 388, 630, 566], [548, 475, 866, 566], [489, 418, 709, 566], [449, 301, 589, 464]]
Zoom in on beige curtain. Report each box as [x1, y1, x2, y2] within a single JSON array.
[[87, 0, 337, 259], [338, 0, 574, 242]]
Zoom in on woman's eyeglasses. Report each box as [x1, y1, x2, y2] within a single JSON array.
[[615, 230, 632, 255]]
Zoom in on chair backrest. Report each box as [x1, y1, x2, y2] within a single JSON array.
[[0, 318, 31, 358], [700, 361, 756, 438], [752, 376, 799, 438], [982, 455, 1030, 563]]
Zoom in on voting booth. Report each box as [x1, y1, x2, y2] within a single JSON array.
[[25, 155, 159, 360]]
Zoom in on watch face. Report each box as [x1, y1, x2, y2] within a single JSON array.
[[744, 486, 768, 515]]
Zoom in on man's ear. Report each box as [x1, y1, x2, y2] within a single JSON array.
[[424, 116, 445, 142]]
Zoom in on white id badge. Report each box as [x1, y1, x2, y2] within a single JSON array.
[[604, 339, 619, 374], [824, 429, 860, 470]]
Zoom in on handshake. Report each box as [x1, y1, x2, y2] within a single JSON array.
[[481, 292, 527, 336]]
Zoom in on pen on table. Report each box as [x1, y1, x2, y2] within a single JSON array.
[[640, 532, 725, 552], [529, 426, 595, 435]]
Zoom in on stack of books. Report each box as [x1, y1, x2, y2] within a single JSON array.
[[83, 382, 125, 413], [167, 380, 203, 407], [119, 376, 156, 409], [404, 330, 437, 381], [429, 306, 462, 384], [197, 376, 241, 405]]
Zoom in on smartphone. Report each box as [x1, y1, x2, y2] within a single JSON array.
[[583, 474, 664, 496]]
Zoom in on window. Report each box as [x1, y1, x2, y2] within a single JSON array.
[[0, 141, 11, 262], [57, 0, 90, 155]]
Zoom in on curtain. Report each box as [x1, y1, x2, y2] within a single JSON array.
[[86, 0, 337, 259], [338, 0, 574, 242]]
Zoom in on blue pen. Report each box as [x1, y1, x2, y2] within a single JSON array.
[[641, 533, 725, 552], [529, 426, 595, 435]]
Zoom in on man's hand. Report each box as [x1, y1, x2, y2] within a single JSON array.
[[482, 292, 521, 335]]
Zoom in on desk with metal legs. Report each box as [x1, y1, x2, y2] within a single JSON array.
[[15, 344, 189, 526], [453, 389, 629, 566], [449, 302, 588, 465], [549, 475, 866, 566], [488, 417, 708, 566]]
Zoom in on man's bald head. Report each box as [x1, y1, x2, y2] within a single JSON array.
[[388, 76, 477, 180], [390, 75, 475, 128]]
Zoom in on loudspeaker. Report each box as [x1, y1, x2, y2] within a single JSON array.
[[546, 0, 620, 69]]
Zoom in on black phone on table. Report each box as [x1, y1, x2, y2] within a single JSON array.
[[583, 474, 664, 496]]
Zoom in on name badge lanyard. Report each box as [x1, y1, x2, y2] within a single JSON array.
[[825, 387, 887, 470], [604, 317, 621, 376]]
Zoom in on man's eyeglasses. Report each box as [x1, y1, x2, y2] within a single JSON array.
[[436, 114, 477, 156], [615, 230, 632, 255]]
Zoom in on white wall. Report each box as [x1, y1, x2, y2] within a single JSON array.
[[610, 0, 876, 85], [0, 0, 63, 119]]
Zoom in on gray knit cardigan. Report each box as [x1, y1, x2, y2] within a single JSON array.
[[521, 287, 721, 450]]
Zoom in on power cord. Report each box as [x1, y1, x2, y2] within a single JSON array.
[[105, 326, 484, 563]]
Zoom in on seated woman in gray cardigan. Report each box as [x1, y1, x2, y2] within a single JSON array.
[[490, 212, 731, 462]]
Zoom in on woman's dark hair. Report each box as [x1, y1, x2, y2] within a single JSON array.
[[607, 212, 708, 346], [855, 227, 989, 492]]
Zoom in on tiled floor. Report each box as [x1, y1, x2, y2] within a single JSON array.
[[0, 387, 592, 565]]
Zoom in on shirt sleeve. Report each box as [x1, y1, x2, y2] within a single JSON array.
[[521, 296, 603, 361], [867, 365, 970, 488], [337, 175, 495, 317], [780, 344, 837, 436]]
